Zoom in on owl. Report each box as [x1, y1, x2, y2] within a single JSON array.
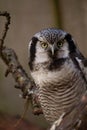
[[28, 28, 87, 124]]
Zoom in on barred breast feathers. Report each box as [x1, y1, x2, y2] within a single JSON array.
[[31, 58, 86, 123]]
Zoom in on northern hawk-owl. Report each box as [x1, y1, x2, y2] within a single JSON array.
[[28, 28, 87, 123]]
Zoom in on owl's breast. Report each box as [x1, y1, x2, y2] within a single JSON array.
[[30, 61, 86, 123], [31, 61, 70, 87]]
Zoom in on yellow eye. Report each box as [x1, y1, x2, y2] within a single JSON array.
[[57, 41, 63, 48], [41, 42, 48, 49]]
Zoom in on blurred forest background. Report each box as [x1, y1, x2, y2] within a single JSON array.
[[0, 0, 87, 129]]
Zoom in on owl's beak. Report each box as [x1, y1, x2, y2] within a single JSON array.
[[51, 46, 55, 56], [49, 45, 56, 56]]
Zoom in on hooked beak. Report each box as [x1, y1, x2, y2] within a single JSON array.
[[48, 45, 57, 57], [51, 46, 54, 56]]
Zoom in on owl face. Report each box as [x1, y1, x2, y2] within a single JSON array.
[[28, 28, 77, 70]]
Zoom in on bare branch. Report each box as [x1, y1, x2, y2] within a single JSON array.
[[0, 11, 43, 115]]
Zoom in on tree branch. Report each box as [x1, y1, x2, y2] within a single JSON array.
[[0, 11, 43, 115], [0, 11, 10, 49]]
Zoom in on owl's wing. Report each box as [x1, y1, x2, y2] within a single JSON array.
[[75, 56, 87, 81], [70, 48, 87, 84], [71, 49, 87, 83]]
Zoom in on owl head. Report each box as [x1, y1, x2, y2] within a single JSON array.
[[28, 28, 82, 70]]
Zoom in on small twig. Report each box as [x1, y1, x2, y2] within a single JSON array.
[[0, 11, 10, 49]]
